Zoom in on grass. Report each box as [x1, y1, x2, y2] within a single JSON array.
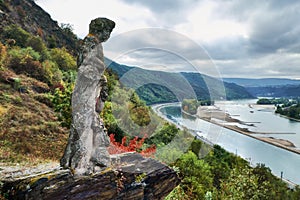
[[0, 69, 68, 166]]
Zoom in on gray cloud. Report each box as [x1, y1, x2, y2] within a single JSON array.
[[203, 36, 250, 60], [215, 0, 300, 55], [120, 0, 202, 25], [104, 28, 218, 74], [121, 0, 200, 13], [109, 0, 300, 79]]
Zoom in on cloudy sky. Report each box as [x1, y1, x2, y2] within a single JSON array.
[[36, 0, 300, 79]]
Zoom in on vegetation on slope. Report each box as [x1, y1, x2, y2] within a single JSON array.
[[0, 24, 77, 165], [107, 63, 254, 105]]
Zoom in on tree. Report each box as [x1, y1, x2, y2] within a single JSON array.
[[146, 123, 179, 146], [219, 167, 268, 200], [175, 151, 213, 199], [189, 138, 202, 157], [49, 72, 75, 127]]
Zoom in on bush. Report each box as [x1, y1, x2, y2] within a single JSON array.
[[175, 151, 213, 198], [42, 60, 62, 85], [146, 123, 179, 146], [7, 47, 56, 84], [49, 72, 75, 127], [27, 36, 49, 61], [108, 134, 156, 157], [50, 48, 76, 71], [8, 47, 41, 74], [2, 25, 31, 47]]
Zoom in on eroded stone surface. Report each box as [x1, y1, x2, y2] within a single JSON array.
[[1, 153, 180, 200], [60, 18, 115, 175]]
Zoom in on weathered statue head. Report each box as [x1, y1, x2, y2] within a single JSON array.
[[89, 17, 115, 42]]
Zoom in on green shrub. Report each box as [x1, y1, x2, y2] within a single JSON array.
[[8, 47, 41, 63], [49, 72, 76, 127], [42, 60, 63, 85], [27, 36, 49, 61], [2, 25, 31, 47], [7, 47, 56, 83], [50, 48, 76, 71]]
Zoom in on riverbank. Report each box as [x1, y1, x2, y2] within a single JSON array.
[[197, 105, 300, 155]]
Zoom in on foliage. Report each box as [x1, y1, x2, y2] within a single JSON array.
[[154, 129, 194, 165], [165, 185, 189, 200], [49, 72, 76, 127], [175, 151, 213, 199], [42, 60, 62, 86], [8, 46, 41, 63], [182, 98, 214, 115], [2, 25, 31, 47], [101, 70, 162, 142], [27, 35, 49, 61], [257, 97, 295, 105], [108, 134, 156, 157], [101, 101, 126, 142], [219, 167, 269, 200], [135, 83, 177, 105], [128, 92, 151, 126], [7, 47, 48, 81], [50, 48, 76, 71], [189, 138, 203, 157], [146, 123, 179, 146], [167, 143, 300, 199], [276, 103, 300, 119]]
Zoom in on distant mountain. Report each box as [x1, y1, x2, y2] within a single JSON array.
[[223, 78, 300, 98], [104, 58, 133, 77], [246, 85, 300, 98], [223, 78, 300, 87], [106, 61, 254, 104]]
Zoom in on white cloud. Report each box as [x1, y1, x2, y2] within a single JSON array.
[[35, 0, 300, 79], [36, 0, 154, 38]]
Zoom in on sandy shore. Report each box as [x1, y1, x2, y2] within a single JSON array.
[[196, 105, 300, 155]]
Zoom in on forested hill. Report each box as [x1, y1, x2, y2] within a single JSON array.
[[105, 60, 254, 104]]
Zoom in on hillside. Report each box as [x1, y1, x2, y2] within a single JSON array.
[[0, 0, 77, 165], [0, 68, 68, 165], [0, 0, 79, 53], [107, 63, 254, 104]]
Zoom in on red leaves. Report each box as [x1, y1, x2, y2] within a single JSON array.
[[108, 134, 156, 157]]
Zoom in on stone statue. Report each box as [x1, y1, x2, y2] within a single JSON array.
[[61, 18, 115, 175]]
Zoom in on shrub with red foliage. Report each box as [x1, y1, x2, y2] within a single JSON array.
[[108, 134, 156, 157]]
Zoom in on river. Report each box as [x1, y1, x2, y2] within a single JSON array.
[[153, 100, 300, 185]]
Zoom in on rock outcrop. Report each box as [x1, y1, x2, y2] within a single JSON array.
[[0, 153, 180, 200], [60, 18, 115, 175]]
